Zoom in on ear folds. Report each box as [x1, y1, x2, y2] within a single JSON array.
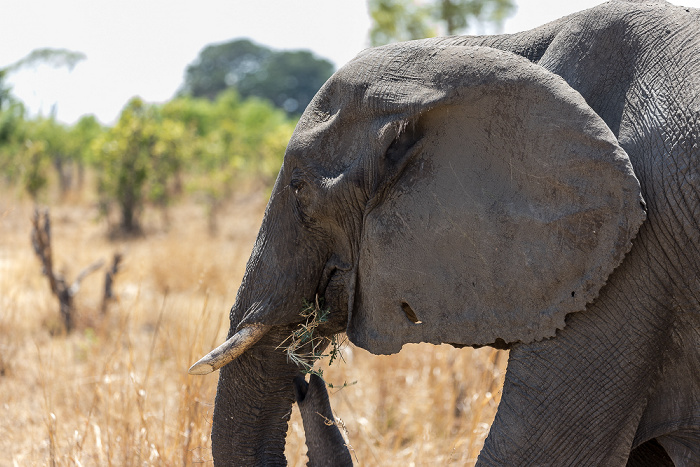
[[370, 122, 425, 202], [348, 46, 646, 355]]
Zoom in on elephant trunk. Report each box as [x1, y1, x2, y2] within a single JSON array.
[[199, 171, 345, 464], [211, 329, 300, 466], [207, 223, 327, 464], [294, 374, 353, 467]]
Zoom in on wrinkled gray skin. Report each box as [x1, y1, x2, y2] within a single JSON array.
[[293, 374, 353, 467], [209, 1, 699, 465]]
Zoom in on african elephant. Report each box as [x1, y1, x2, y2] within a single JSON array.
[[189, 0, 700, 464]]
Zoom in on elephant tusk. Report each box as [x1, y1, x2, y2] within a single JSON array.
[[188, 324, 269, 375]]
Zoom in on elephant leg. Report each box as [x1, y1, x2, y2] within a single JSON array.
[[477, 259, 672, 466], [294, 374, 353, 467]]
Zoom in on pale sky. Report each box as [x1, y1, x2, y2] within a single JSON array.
[[2, 0, 699, 125]]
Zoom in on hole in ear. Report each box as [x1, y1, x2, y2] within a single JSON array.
[[401, 301, 422, 324]]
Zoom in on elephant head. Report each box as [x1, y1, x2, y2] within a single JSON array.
[[190, 39, 647, 465]]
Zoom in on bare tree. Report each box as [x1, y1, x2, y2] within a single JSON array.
[[31, 208, 103, 332]]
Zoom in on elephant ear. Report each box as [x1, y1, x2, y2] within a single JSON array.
[[347, 45, 646, 355]]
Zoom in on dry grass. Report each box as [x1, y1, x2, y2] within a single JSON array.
[[0, 187, 506, 466]]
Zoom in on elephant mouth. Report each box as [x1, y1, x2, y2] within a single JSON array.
[[306, 256, 353, 337], [291, 266, 351, 347]]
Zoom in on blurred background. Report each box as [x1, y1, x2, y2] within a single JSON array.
[[1, 1, 698, 465]]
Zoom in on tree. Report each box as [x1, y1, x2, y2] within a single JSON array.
[[20, 140, 49, 201], [92, 97, 195, 235], [369, 0, 436, 46], [0, 70, 25, 183], [369, 0, 516, 46], [66, 115, 103, 189], [0, 69, 13, 111], [3, 48, 85, 73], [28, 116, 73, 196], [180, 39, 334, 115], [31, 208, 104, 332], [0, 48, 85, 188], [236, 50, 334, 114], [88, 90, 294, 237], [181, 39, 271, 101], [92, 98, 154, 234], [179, 89, 295, 234]]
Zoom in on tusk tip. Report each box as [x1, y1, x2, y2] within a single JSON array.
[[187, 323, 270, 375], [188, 359, 216, 375]]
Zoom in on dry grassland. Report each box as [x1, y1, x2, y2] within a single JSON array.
[[0, 187, 507, 466]]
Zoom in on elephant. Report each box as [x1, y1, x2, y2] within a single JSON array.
[[189, 0, 700, 464]]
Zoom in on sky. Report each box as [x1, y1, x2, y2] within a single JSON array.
[[2, 0, 699, 125]]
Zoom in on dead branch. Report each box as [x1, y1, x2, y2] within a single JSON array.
[[69, 259, 105, 297], [101, 253, 123, 314], [31, 208, 104, 332], [31, 209, 58, 295]]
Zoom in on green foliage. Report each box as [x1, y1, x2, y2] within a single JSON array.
[[369, 0, 516, 46], [369, 0, 436, 46], [92, 99, 150, 233], [67, 115, 104, 170], [88, 90, 293, 236], [0, 69, 25, 182], [30, 117, 69, 158], [0, 45, 296, 238], [161, 95, 217, 136], [437, 0, 516, 34], [28, 117, 74, 195], [92, 97, 191, 234], [177, 89, 294, 233], [20, 140, 49, 200], [237, 50, 334, 114], [0, 106, 26, 184], [2, 115, 86, 199], [0, 48, 88, 192], [0, 69, 14, 113], [181, 39, 271, 101], [180, 39, 334, 115]]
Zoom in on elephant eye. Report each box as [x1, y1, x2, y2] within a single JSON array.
[[290, 178, 306, 194]]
